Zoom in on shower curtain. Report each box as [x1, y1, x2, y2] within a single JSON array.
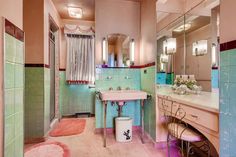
[[66, 34, 95, 84]]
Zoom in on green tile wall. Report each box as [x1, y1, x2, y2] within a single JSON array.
[[141, 66, 156, 140], [220, 49, 236, 156], [4, 33, 24, 157], [59, 71, 95, 115], [25, 67, 52, 139], [95, 68, 141, 128], [23, 63, 58, 143], [25, 67, 44, 138], [44, 68, 50, 134]]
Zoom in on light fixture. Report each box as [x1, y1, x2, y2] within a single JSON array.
[[68, 7, 83, 19], [160, 62, 165, 72], [129, 39, 135, 65], [173, 23, 191, 32], [102, 38, 108, 64], [158, 0, 168, 4], [192, 40, 208, 56], [163, 38, 176, 55], [212, 43, 217, 67], [160, 54, 169, 63]]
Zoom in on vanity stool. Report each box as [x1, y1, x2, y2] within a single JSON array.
[[161, 99, 211, 157]]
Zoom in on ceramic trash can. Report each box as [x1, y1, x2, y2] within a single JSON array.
[[115, 117, 133, 142]]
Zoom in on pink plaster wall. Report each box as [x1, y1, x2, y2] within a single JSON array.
[[140, 0, 157, 64], [220, 0, 236, 43], [24, 0, 62, 64], [95, 0, 141, 65], [24, 0, 44, 64], [0, 0, 23, 156], [0, 0, 23, 29]]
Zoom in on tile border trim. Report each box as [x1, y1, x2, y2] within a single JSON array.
[[220, 40, 236, 51], [60, 62, 156, 71], [5, 19, 24, 42], [130, 62, 156, 69], [25, 64, 50, 68]]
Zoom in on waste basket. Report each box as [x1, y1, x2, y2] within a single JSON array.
[[115, 117, 133, 142]]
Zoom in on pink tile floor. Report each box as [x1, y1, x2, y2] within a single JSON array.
[[26, 118, 180, 157]]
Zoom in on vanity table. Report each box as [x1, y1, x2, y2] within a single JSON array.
[[156, 86, 219, 153]]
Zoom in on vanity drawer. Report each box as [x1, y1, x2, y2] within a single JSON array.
[[182, 105, 219, 132], [162, 99, 172, 112], [158, 98, 180, 115]]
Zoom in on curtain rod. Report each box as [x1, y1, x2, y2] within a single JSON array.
[[66, 34, 95, 38]]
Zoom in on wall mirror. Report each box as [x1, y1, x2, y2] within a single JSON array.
[[103, 33, 134, 67], [156, 0, 220, 92], [156, 13, 185, 85], [185, 0, 220, 91]]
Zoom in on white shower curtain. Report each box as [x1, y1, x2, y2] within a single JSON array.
[[66, 35, 95, 84]]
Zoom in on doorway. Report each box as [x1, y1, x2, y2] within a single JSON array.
[[49, 16, 58, 122]]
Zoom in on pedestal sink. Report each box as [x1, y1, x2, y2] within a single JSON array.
[[100, 90, 147, 102], [99, 90, 148, 147]]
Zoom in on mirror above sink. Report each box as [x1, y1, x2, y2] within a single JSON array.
[[102, 33, 135, 67]]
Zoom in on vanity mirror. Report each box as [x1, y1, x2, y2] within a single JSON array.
[[156, 0, 220, 92], [156, 14, 185, 85], [185, 0, 220, 91], [102, 33, 134, 67]]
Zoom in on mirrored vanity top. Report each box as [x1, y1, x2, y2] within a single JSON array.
[[156, 85, 219, 113]]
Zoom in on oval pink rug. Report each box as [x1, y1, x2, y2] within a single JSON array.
[[49, 118, 86, 137], [25, 141, 70, 157]]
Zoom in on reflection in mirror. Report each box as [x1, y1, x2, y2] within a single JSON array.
[[185, 0, 220, 91], [103, 34, 134, 67], [156, 15, 185, 85], [156, 0, 220, 92]]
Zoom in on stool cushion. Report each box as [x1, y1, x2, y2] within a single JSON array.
[[168, 123, 202, 142]]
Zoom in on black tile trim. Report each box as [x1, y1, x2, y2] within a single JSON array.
[[220, 40, 236, 51], [5, 19, 24, 42], [25, 64, 50, 68]]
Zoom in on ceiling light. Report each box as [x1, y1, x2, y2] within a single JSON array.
[[173, 23, 191, 32], [68, 7, 83, 19], [157, 0, 168, 4]]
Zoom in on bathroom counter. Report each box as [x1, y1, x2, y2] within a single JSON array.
[[156, 85, 219, 154], [156, 86, 219, 113]]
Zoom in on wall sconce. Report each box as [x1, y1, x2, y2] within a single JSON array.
[[160, 54, 169, 63], [102, 38, 108, 64], [160, 62, 165, 72], [212, 43, 217, 67], [130, 39, 135, 65], [163, 38, 176, 55], [192, 40, 208, 56]]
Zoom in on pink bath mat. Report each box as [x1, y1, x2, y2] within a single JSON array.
[[25, 141, 70, 157], [49, 118, 86, 137]]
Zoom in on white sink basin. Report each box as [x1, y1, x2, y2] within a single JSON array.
[[100, 90, 147, 101]]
